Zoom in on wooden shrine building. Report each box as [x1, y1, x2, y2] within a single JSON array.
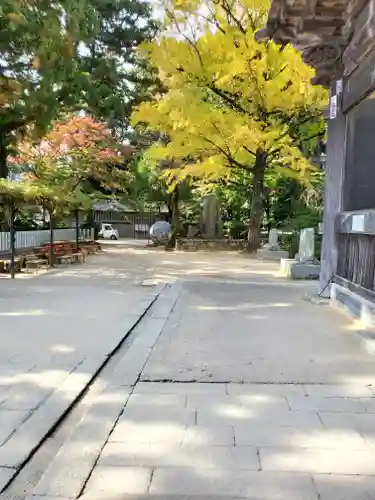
[[258, 0, 375, 318]]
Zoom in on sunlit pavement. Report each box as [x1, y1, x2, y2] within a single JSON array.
[[2, 245, 375, 499]]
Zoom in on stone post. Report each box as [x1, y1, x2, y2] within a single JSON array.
[[298, 228, 315, 263], [201, 194, 221, 239]]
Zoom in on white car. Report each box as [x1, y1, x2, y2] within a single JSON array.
[[98, 223, 119, 240]]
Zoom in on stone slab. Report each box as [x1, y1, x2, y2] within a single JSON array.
[[0, 357, 103, 468], [359, 397, 375, 412], [98, 442, 259, 470], [304, 384, 374, 398], [82, 496, 283, 500], [331, 282, 375, 330], [234, 426, 369, 449], [128, 297, 156, 317], [142, 280, 375, 385], [151, 297, 178, 319], [313, 473, 375, 500], [32, 465, 97, 498], [226, 383, 307, 398], [196, 409, 323, 428], [260, 447, 375, 474], [0, 386, 53, 411], [149, 469, 317, 499], [287, 395, 367, 413], [182, 425, 235, 446], [32, 385, 131, 497], [256, 249, 289, 261], [109, 422, 187, 445], [131, 317, 167, 348], [126, 393, 187, 407], [0, 409, 31, 446], [150, 283, 181, 319], [26, 497, 72, 500], [318, 412, 375, 432], [109, 345, 152, 387], [280, 259, 320, 280], [186, 394, 290, 412], [118, 406, 196, 425], [82, 496, 309, 500], [0, 466, 14, 491], [133, 383, 227, 395], [83, 466, 152, 496]]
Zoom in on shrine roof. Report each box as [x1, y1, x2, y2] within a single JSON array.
[[256, 0, 368, 87]]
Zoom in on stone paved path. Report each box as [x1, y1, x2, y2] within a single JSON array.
[[3, 244, 375, 500], [0, 249, 163, 488]]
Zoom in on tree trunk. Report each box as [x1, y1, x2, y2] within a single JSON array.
[[75, 210, 80, 251], [49, 211, 54, 267], [247, 150, 267, 252], [42, 207, 47, 227], [165, 187, 180, 250], [264, 188, 272, 234], [0, 131, 8, 179], [9, 204, 16, 279]]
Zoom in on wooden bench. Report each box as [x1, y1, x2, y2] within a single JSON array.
[[0, 258, 22, 274], [81, 243, 98, 255], [24, 257, 49, 273], [71, 251, 85, 263], [56, 254, 74, 265]]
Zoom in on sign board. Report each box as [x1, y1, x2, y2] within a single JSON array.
[[352, 214, 365, 232], [329, 95, 337, 119]]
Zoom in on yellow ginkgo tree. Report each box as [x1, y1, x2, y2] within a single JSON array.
[[132, 0, 327, 250]]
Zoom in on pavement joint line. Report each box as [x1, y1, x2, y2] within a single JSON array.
[[0, 358, 86, 440], [316, 412, 325, 427], [76, 386, 137, 499], [310, 476, 320, 499], [73, 284, 180, 498], [146, 468, 155, 495], [76, 307, 171, 499], [19, 282, 176, 499], [139, 379, 320, 385], [0, 282, 168, 496]]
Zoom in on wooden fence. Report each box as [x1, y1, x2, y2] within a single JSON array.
[[336, 232, 375, 301]]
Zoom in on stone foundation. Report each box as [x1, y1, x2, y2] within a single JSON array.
[[256, 248, 289, 261], [281, 258, 320, 280], [176, 238, 247, 252]]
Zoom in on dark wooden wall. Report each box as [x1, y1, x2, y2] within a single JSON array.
[[319, 93, 346, 295]]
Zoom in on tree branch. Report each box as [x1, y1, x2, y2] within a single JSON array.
[[166, 9, 204, 68], [218, 0, 246, 34], [243, 145, 257, 157], [208, 84, 250, 116], [202, 137, 251, 171]]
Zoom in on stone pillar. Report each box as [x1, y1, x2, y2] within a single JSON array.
[[319, 90, 346, 296], [201, 194, 221, 238], [299, 228, 315, 262]]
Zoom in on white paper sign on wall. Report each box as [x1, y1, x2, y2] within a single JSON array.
[[329, 95, 337, 119], [352, 214, 365, 232]]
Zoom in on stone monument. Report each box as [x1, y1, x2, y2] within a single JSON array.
[[200, 194, 222, 239], [280, 228, 321, 279], [256, 229, 289, 261], [298, 227, 315, 262]]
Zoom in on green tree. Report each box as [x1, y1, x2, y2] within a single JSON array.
[[0, 0, 158, 180], [0, 0, 98, 178], [80, 0, 159, 138], [133, 0, 327, 251]]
